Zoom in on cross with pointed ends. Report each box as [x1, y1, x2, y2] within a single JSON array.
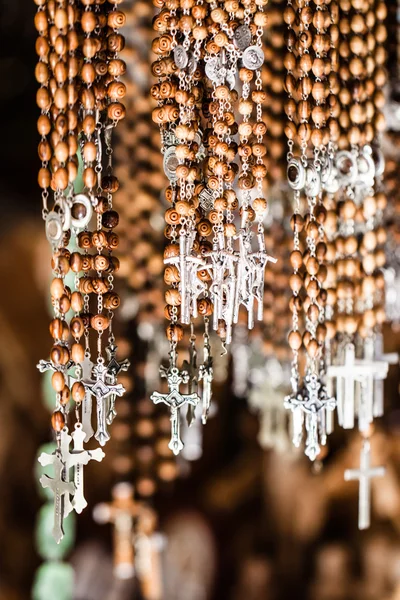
[[284, 373, 336, 461], [345, 439, 385, 530], [150, 364, 200, 455], [84, 361, 126, 446]]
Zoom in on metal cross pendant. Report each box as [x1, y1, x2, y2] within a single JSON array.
[[105, 342, 130, 426], [150, 359, 200, 455], [79, 355, 95, 442], [39, 424, 105, 516], [328, 343, 389, 431], [39, 453, 75, 543], [198, 327, 213, 425], [70, 423, 105, 513], [250, 232, 277, 323], [345, 439, 385, 530], [284, 373, 336, 461], [366, 334, 398, 418], [182, 339, 199, 427], [84, 361, 126, 446]]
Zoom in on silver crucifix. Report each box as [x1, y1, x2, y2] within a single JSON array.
[[150, 356, 200, 455], [284, 373, 336, 461], [105, 342, 130, 426], [199, 323, 213, 425], [84, 361, 126, 446], [345, 439, 385, 530], [182, 335, 199, 427]]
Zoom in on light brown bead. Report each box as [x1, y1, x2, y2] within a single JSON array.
[[51, 410, 65, 432], [71, 342, 85, 364]]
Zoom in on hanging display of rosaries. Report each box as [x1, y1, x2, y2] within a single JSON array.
[[32, 0, 400, 551]]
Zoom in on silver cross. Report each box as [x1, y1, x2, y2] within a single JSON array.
[[182, 339, 199, 427], [284, 373, 336, 461], [105, 342, 130, 425], [345, 439, 385, 530], [205, 239, 238, 344], [39, 453, 75, 543], [38, 424, 105, 517], [199, 325, 213, 425], [78, 356, 95, 442], [84, 362, 126, 446], [366, 334, 398, 418], [150, 362, 200, 455], [328, 343, 389, 431]]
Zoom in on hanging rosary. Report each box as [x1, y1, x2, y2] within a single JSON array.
[[150, 0, 273, 456], [34, 0, 128, 542]]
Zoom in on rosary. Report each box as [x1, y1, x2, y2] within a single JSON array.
[[34, 0, 128, 542], [150, 0, 273, 456]]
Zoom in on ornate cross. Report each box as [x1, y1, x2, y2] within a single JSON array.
[[150, 362, 200, 455], [345, 439, 385, 530], [76, 355, 95, 442], [328, 343, 389, 431], [38, 424, 105, 517], [367, 334, 398, 418], [205, 247, 237, 344], [284, 373, 336, 461], [39, 454, 75, 543], [249, 381, 290, 452], [182, 340, 199, 427], [198, 327, 213, 425], [105, 342, 130, 426], [83, 361, 126, 446]]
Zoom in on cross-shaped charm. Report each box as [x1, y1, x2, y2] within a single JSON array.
[[76, 355, 96, 442], [328, 343, 389, 431], [84, 361, 126, 446], [38, 424, 105, 517], [284, 373, 336, 461], [205, 245, 237, 344], [198, 331, 213, 425], [39, 453, 75, 544], [182, 341, 199, 427], [37, 357, 74, 375], [345, 439, 385, 530], [366, 334, 398, 418], [105, 342, 130, 426], [150, 362, 200, 455]]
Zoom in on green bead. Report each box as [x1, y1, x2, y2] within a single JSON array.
[[35, 503, 76, 561], [32, 561, 74, 600]]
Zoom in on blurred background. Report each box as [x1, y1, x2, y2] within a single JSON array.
[[0, 0, 400, 599]]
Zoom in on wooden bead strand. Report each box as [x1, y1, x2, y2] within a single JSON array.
[[35, 0, 128, 545]]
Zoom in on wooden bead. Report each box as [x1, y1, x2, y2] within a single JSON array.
[[92, 231, 108, 248], [50, 277, 65, 300], [60, 385, 70, 406], [51, 410, 65, 432], [49, 317, 63, 340], [165, 289, 181, 306], [102, 210, 119, 229], [103, 292, 120, 310], [166, 323, 184, 343], [52, 371, 65, 393], [91, 314, 110, 332], [70, 317, 84, 338], [101, 175, 119, 193], [72, 382, 85, 403], [71, 342, 85, 364], [288, 330, 302, 350]]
